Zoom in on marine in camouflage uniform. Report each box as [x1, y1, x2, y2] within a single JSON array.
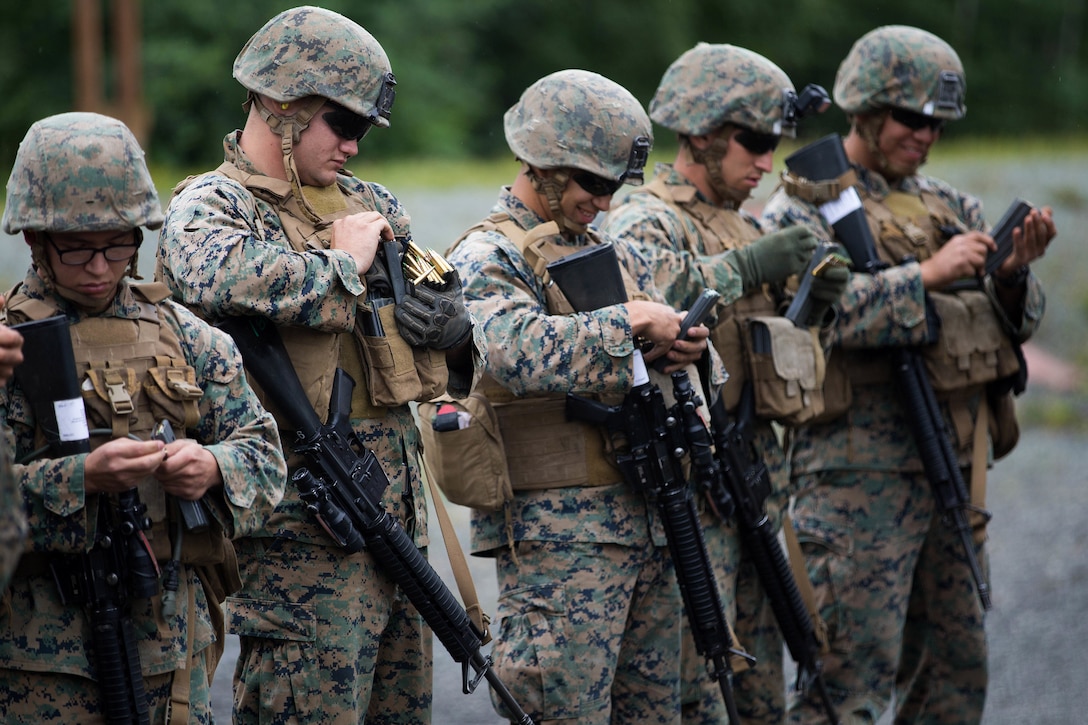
[[155, 8, 483, 725], [760, 26, 1056, 724], [0, 324, 26, 591], [601, 44, 848, 725], [0, 112, 286, 723], [446, 69, 722, 725]]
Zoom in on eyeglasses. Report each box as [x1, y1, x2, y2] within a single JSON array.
[[571, 171, 623, 197], [322, 103, 373, 142], [733, 127, 781, 155], [45, 232, 139, 266], [889, 108, 946, 133]]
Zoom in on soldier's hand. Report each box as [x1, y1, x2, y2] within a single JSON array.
[[998, 205, 1056, 276], [394, 271, 473, 350], [626, 300, 708, 366], [331, 211, 393, 274], [155, 438, 223, 500], [807, 262, 851, 325], [84, 437, 167, 494], [728, 226, 818, 292], [922, 231, 993, 290]]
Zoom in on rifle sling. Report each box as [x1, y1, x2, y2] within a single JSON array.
[[782, 512, 830, 653], [421, 455, 492, 643]]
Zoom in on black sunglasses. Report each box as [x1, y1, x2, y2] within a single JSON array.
[[571, 171, 623, 197], [889, 107, 946, 133], [733, 127, 781, 156], [322, 104, 373, 142]]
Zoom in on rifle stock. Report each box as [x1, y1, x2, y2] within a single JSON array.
[[218, 316, 534, 725], [784, 134, 992, 611]]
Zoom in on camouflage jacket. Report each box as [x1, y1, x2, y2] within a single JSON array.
[[601, 163, 749, 311], [0, 425, 26, 591], [760, 160, 1045, 473], [448, 187, 725, 554], [0, 272, 285, 677], [602, 163, 790, 505], [157, 131, 483, 547]]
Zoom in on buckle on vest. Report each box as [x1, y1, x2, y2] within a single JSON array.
[[165, 369, 202, 399], [104, 376, 134, 415]]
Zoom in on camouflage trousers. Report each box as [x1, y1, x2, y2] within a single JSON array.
[[0, 653, 214, 723], [680, 509, 787, 725], [788, 469, 988, 725], [228, 537, 433, 725], [491, 539, 682, 724]]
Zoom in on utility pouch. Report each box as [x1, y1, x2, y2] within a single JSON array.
[[922, 291, 1021, 395], [745, 316, 827, 425], [359, 303, 449, 406], [145, 359, 204, 429], [419, 392, 512, 511]]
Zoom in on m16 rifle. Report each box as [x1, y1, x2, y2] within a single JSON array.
[[549, 243, 748, 724], [709, 381, 840, 724], [218, 316, 535, 725], [12, 314, 155, 725], [783, 133, 992, 611]]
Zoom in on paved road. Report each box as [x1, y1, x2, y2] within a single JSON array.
[[210, 426, 1085, 724]]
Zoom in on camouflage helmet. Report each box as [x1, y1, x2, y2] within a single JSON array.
[[834, 25, 966, 120], [504, 69, 652, 185], [234, 6, 396, 129], [2, 112, 163, 234], [650, 43, 800, 137]]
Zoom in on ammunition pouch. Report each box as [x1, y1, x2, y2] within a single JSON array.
[[357, 304, 448, 407], [921, 291, 1021, 395], [744, 316, 827, 425]]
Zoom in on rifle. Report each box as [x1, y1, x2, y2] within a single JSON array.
[[218, 316, 535, 725], [548, 244, 747, 723], [783, 134, 992, 611], [709, 384, 840, 724], [12, 315, 154, 725]]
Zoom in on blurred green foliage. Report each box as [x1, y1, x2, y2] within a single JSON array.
[[1, 0, 1086, 172]]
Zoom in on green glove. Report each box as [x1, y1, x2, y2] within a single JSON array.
[[728, 226, 819, 292], [807, 261, 851, 325]]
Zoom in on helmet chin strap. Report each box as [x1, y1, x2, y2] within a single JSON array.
[[688, 131, 747, 208], [857, 111, 896, 177], [246, 92, 328, 223], [528, 168, 582, 236]]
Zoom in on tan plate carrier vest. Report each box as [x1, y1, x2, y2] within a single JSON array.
[[783, 175, 1022, 456], [5, 282, 239, 721], [172, 164, 449, 450]]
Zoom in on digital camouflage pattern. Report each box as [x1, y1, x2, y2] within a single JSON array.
[[834, 25, 966, 119], [2, 112, 164, 234], [157, 127, 478, 722], [602, 163, 792, 724], [448, 186, 726, 723], [649, 43, 797, 137], [233, 5, 395, 126], [760, 155, 1045, 723], [0, 426, 26, 591], [0, 272, 285, 723], [504, 69, 652, 183]]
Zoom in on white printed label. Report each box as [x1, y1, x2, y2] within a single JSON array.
[[632, 350, 650, 387], [819, 187, 862, 225], [54, 398, 90, 442]]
